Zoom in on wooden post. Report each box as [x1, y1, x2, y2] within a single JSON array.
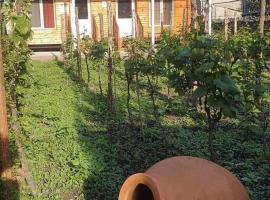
[[0, 5, 12, 195], [208, 0, 212, 35], [161, 12, 164, 33], [98, 13, 104, 39], [92, 15, 98, 42], [75, 8, 82, 80], [234, 12, 238, 34], [151, 0, 155, 46], [106, 0, 115, 114], [182, 8, 187, 35], [192, 0, 199, 30], [132, 10, 136, 38], [224, 8, 228, 41], [259, 0, 266, 36]]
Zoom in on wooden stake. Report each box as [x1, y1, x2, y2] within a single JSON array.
[[106, 0, 115, 114], [182, 8, 187, 35], [259, 0, 266, 36], [224, 8, 228, 41], [75, 8, 82, 80], [234, 12, 238, 34], [98, 13, 104, 39], [132, 10, 136, 37], [161, 12, 164, 33]]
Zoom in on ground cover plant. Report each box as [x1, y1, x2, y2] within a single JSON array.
[[0, 4, 269, 199], [10, 46, 270, 199]]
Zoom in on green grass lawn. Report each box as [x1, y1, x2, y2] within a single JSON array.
[[9, 60, 270, 199]]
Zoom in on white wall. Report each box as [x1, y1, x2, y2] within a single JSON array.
[[212, 0, 242, 20]]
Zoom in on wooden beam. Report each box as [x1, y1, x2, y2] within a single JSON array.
[[0, 6, 12, 196]]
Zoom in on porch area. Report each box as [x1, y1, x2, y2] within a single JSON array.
[[29, 0, 191, 49]]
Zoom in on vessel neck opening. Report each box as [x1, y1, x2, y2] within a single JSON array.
[[132, 184, 154, 200]]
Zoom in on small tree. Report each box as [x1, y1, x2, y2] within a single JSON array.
[[122, 38, 148, 127], [227, 30, 270, 153], [90, 39, 108, 96], [80, 36, 93, 83], [62, 34, 76, 70], [171, 35, 241, 161]]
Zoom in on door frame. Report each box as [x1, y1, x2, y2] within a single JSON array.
[[70, 0, 92, 38], [115, 0, 135, 37]]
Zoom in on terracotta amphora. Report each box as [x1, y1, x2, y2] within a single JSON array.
[[118, 156, 250, 200]]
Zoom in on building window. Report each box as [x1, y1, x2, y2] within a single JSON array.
[[118, 0, 132, 18], [150, 0, 173, 26], [31, 0, 55, 28], [76, 0, 88, 19]]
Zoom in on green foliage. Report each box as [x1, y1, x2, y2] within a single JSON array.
[[16, 60, 270, 200], [80, 36, 93, 57], [61, 34, 76, 70], [90, 38, 108, 60], [172, 35, 241, 120], [1, 0, 32, 112]]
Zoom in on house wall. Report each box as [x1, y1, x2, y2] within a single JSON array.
[[136, 0, 191, 38], [90, 0, 116, 39], [90, 0, 191, 40], [30, 0, 191, 45], [29, 0, 70, 45]]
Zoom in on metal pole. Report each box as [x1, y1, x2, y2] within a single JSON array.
[[208, 0, 212, 35], [151, 0, 155, 46]]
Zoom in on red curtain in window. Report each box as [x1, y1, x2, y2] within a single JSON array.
[[43, 0, 55, 28]]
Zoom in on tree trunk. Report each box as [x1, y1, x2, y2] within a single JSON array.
[[208, 121, 215, 162], [146, 74, 158, 120], [135, 73, 143, 131], [107, 55, 114, 114], [0, 10, 12, 192], [98, 63, 103, 96], [85, 56, 90, 83], [258, 0, 267, 152], [126, 73, 132, 122]]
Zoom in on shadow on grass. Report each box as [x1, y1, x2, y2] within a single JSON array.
[[55, 58, 270, 200]]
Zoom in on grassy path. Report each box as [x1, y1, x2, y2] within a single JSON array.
[[16, 61, 95, 199], [11, 61, 270, 199]]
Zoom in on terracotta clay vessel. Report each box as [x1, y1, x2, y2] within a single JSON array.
[[118, 156, 250, 200]]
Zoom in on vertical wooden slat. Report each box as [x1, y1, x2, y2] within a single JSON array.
[[75, 7, 82, 80], [182, 8, 187, 35], [112, 15, 120, 50], [92, 15, 98, 42], [98, 13, 104, 39]]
